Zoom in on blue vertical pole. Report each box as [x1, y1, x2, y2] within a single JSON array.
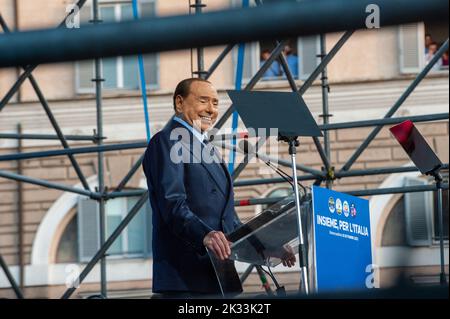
[[228, 0, 249, 174], [132, 0, 151, 142]]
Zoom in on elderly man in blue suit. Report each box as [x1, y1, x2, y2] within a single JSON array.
[[142, 78, 243, 298]]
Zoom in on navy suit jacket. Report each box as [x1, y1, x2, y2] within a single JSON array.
[[142, 119, 243, 294]]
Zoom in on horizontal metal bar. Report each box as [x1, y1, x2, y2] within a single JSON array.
[[0, 132, 102, 141], [215, 140, 325, 178], [234, 174, 317, 187], [234, 196, 285, 207], [0, 0, 447, 68], [336, 164, 449, 179], [234, 183, 449, 206], [347, 183, 449, 196], [212, 113, 449, 141], [233, 164, 449, 187], [0, 141, 147, 162], [0, 169, 98, 199], [321, 113, 449, 131], [106, 189, 146, 199]]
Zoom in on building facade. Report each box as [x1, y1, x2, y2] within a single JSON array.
[[0, 0, 448, 298]]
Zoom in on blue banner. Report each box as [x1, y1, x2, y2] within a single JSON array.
[[312, 186, 372, 293]]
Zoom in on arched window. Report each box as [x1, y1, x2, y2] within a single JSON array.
[[381, 174, 449, 247], [56, 193, 152, 263]]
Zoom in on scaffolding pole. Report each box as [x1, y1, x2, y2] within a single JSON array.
[[0, 132, 101, 141], [0, 254, 24, 299], [91, 0, 107, 298], [319, 33, 332, 188]]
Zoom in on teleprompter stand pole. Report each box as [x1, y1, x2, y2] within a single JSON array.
[[278, 135, 310, 294]]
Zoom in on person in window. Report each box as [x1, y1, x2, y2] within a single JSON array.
[[441, 50, 449, 68], [425, 42, 443, 71], [425, 33, 433, 54], [281, 44, 299, 79], [260, 49, 281, 80]]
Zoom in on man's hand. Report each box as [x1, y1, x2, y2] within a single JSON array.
[[280, 245, 296, 268], [267, 244, 296, 268], [203, 231, 231, 261]]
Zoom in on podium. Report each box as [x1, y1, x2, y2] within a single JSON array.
[[227, 196, 310, 267], [208, 195, 316, 296], [208, 186, 374, 296]]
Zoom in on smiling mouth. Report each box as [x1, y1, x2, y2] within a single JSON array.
[[200, 115, 212, 123]]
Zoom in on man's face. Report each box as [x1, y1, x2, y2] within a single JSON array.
[[175, 81, 219, 132], [429, 44, 438, 54]]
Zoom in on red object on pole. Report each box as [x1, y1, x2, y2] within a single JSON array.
[[239, 199, 251, 206], [389, 120, 414, 145]]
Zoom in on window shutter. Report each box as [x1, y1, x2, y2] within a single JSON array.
[[241, 42, 258, 81], [143, 54, 159, 88], [75, 3, 93, 92], [77, 198, 100, 262], [298, 36, 319, 80], [398, 23, 424, 73], [140, 1, 156, 18], [404, 177, 433, 246]]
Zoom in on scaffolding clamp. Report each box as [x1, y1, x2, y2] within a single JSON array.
[[324, 166, 336, 182]]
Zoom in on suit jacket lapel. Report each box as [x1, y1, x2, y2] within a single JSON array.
[[169, 120, 228, 197]]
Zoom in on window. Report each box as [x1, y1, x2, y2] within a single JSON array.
[[399, 21, 449, 74], [235, 37, 320, 83], [382, 174, 449, 247], [231, 0, 319, 82], [77, 195, 152, 262], [76, 0, 159, 92]]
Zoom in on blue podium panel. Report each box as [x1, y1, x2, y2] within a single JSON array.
[[312, 186, 372, 293]]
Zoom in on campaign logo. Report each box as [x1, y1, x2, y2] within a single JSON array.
[[328, 197, 335, 213], [343, 201, 350, 217], [350, 203, 357, 218], [336, 198, 342, 215]]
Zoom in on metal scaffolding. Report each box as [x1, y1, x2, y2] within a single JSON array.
[[0, 0, 448, 299]]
